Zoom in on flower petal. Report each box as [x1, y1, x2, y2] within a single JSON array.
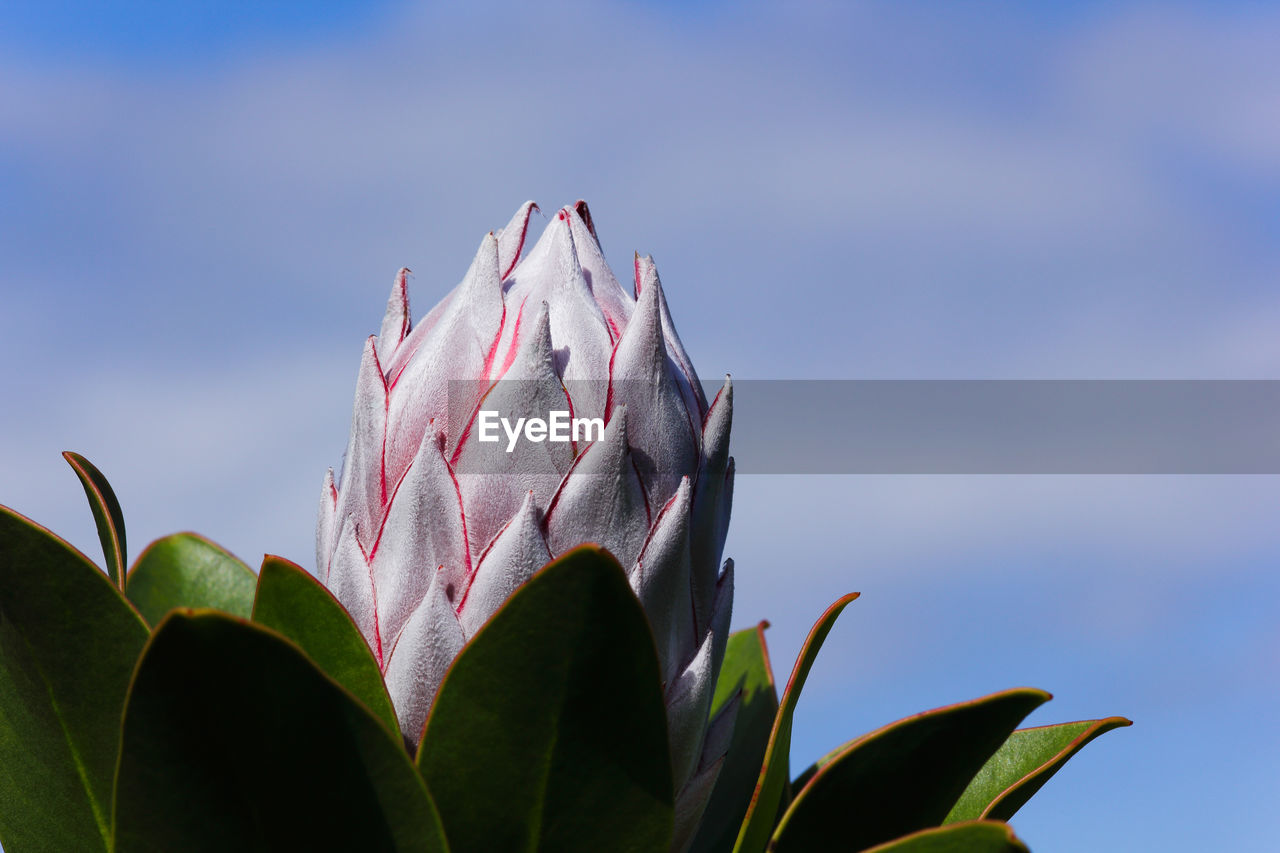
[[385, 233, 505, 482], [673, 757, 725, 853], [500, 211, 614, 415], [457, 491, 550, 637], [568, 201, 633, 342], [453, 302, 575, 558], [701, 685, 739, 773], [316, 467, 338, 579], [496, 201, 538, 281], [630, 477, 695, 680], [635, 253, 707, 417], [383, 571, 465, 744], [709, 558, 734, 675], [690, 376, 732, 634], [371, 430, 470, 647], [608, 275, 700, 510], [376, 267, 412, 365], [545, 404, 651, 570], [666, 629, 715, 792], [327, 514, 378, 659], [334, 338, 388, 551]]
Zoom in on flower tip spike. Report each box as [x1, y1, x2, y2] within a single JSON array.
[[573, 200, 599, 245], [497, 201, 539, 280], [377, 268, 412, 364], [464, 232, 502, 298]]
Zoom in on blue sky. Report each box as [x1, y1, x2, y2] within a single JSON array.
[[2, 2, 1278, 850]]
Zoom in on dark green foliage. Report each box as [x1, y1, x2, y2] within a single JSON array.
[[62, 451, 128, 588], [113, 611, 448, 852], [0, 457, 1130, 852], [0, 507, 148, 851], [733, 593, 859, 853], [252, 554, 400, 735], [946, 717, 1132, 823], [770, 688, 1049, 851], [125, 532, 256, 625], [417, 546, 674, 853]]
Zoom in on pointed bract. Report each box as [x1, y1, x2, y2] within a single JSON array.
[[496, 201, 538, 280], [666, 631, 717, 792], [316, 468, 337, 580], [454, 302, 575, 557], [545, 405, 650, 569], [632, 477, 695, 680], [327, 515, 378, 658], [636, 253, 707, 417], [608, 277, 700, 510], [376, 268, 412, 365], [383, 571, 465, 743], [568, 201, 633, 341], [690, 377, 732, 632], [334, 339, 388, 553], [458, 492, 550, 637], [386, 232, 505, 483], [673, 757, 725, 853], [371, 431, 469, 646]]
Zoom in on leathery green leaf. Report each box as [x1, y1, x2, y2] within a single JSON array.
[[770, 687, 1049, 852], [418, 546, 672, 853], [252, 554, 399, 735], [113, 610, 447, 852], [732, 592, 859, 853], [62, 451, 128, 588], [861, 820, 1029, 853], [125, 532, 256, 625], [946, 716, 1132, 823], [0, 506, 148, 852]]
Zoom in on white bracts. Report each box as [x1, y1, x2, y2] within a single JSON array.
[[319, 202, 734, 850]]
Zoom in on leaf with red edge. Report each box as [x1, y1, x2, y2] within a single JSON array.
[[690, 622, 779, 853], [113, 610, 448, 852], [125, 532, 256, 626], [418, 546, 673, 853], [62, 451, 127, 588], [946, 716, 1132, 823], [769, 688, 1050, 852], [252, 555, 399, 736], [0, 505, 148, 852], [862, 820, 1029, 853], [731, 592, 859, 853]]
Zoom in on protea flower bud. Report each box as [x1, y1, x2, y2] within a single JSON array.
[[318, 201, 734, 847]]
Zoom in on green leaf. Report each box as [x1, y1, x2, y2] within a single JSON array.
[[113, 610, 448, 852], [946, 716, 1132, 823], [770, 687, 1050, 853], [252, 554, 399, 736], [690, 622, 780, 853], [0, 506, 148, 852], [732, 592, 859, 853], [62, 451, 128, 588], [861, 820, 1029, 853], [125, 532, 256, 625], [417, 546, 672, 853]]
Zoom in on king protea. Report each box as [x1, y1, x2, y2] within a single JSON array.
[[318, 201, 734, 846]]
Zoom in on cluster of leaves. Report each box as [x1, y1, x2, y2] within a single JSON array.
[[0, 455, 1128, 852]]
